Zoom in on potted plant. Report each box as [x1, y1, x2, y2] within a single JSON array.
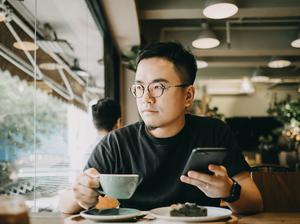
[[267, 95, 300, 168]]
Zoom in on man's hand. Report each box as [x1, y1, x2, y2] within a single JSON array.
[[73, 168, 100, 209], [180, 164, 233, 198]]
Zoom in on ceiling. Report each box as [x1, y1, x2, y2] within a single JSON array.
[[137, 0, 300, 93], [1, 0, 299, 102], [0, 0, 108, 108]]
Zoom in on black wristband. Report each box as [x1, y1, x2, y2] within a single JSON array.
[[223, 178, 241, 203]]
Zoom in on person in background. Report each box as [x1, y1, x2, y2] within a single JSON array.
[[81, 98, 122, 167], [59, 42, 263, 214], [59, 98, 121, 212]]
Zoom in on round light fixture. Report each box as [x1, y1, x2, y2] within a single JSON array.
[[196, 60, 208, 69], [13, 41, 39, 51], [291, 31, 300, 48], [203, 0, 238, 19], [192, 23, 220, 49], [268, 57, 291, 68]]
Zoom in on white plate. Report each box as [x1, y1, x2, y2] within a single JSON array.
[[149, 206, 232, 222], [80, 208, 140, 222]]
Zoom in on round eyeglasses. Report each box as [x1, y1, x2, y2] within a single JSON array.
[[130, 82, 190, 98]]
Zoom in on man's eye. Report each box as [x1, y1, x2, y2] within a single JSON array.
[[153, 83, 164, 89], [136, 85, 143, 90]]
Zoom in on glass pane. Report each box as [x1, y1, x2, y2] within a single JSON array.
[[0, 0, 104, 212]]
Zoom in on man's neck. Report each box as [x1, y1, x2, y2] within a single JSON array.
[[148, 116, 186, 138], [97, 129, 109, 136]]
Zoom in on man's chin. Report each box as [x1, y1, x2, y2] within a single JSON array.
[[143, 119, 159, 130]]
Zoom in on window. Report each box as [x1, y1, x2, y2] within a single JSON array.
[[0, 0, 104, 212]]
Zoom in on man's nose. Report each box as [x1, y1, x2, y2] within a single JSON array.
[[142, 87, 155, 103]]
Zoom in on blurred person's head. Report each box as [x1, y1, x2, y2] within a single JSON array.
[[92, 98, 121, 135], [132, 42, 196, 137]]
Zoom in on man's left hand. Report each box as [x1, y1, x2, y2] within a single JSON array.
[[180, 164, 233, 198]]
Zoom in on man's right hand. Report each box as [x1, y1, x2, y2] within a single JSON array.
[[72, 168, 100, 209]]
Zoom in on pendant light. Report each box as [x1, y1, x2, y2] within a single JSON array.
[[192, 23, 220, 49], [268, 57, 291, 68], [291, 31, 300, 48], [203, 0, 238, 19]]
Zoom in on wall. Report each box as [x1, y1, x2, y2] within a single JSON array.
[[120, 66, 140, 125], [120, 68, 299, 120], [208, 86, 299, 117]]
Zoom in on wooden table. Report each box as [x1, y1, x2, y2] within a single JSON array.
[[238, 212, 300, 224], [30, 212, 300, 224]]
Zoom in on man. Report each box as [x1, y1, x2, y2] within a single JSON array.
[[59, 42, 263, 214], [81, 98, 122, 167]]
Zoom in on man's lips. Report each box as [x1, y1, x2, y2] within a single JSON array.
[[142, 109, 158, 113]]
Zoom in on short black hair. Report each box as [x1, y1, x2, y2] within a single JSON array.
[[136, 42, 197, 84], [91, 98, 121, 132]]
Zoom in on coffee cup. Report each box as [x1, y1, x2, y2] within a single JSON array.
[[97, 174, 139, 199], [0, 195, 30, 224]]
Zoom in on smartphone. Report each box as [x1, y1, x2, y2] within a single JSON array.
[[182, 147, 227, 175]]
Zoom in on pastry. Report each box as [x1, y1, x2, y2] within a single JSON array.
[[95, 195, 119, 209], [170, 202, 207, 217]]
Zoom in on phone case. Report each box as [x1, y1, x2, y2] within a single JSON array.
[[182, 147, 227, 175]]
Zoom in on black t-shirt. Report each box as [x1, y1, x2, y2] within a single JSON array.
[[85, 114, 250, 210]]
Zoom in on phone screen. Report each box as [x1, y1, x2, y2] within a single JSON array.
[[182, 147, 227, 175]]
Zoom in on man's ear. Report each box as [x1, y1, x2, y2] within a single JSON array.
[[115, 118, 122, 129], [185, 86, 195, 108]]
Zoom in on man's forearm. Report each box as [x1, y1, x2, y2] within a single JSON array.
[[59, 189, 83, 214], [226, 176, 263, 214]]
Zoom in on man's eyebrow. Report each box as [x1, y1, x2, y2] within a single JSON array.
[[134, 78, 169, 84]]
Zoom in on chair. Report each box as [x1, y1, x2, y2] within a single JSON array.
[[251, 164, 292, 172], [251, 171, 300, 212]]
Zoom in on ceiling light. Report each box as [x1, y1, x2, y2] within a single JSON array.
[[268, 57, 291, 68], [251, 68, 270, 82], [192, 23, 220, 49], [13, 41, 39, 51], [196, 60, 208, 69], [291, 31, 300, 48], [203, 0, 238, 19]]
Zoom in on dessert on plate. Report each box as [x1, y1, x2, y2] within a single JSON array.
[[170, 202, 207, 217]]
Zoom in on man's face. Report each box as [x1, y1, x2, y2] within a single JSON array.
[[134, 57, 194, 131]]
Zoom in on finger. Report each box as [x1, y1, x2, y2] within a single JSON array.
[[77, 173, 99, 188], [77, 198, 97, 210], [187, 171, 213, 184], [208, 165, 227, 176], [84, 168, 100, 178], [77, 194, 98, 206], [74, 184, 99, 198], [180, 175, 209, 190]]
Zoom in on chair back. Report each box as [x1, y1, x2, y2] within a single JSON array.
[[251, 171, 300, 212]]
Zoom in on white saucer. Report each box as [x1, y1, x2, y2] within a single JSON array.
[[149, 206, 232, 222], [80, 208, 140, 222]]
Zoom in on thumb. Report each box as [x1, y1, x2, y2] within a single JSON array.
[[84, 168, 100, 178]]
